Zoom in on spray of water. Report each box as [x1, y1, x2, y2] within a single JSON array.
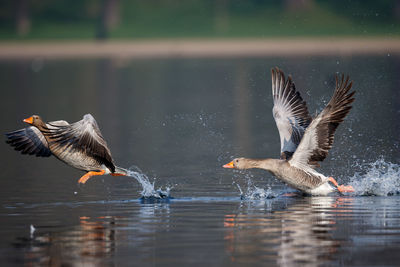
[[234, 173, 279, 200], [127, 166, 170, 199], [241, 185, 277, 200], [349, 158, 400, 196]]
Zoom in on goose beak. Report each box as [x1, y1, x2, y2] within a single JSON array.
[[223, 161, 234, 168], [23, 117, 33, 124]]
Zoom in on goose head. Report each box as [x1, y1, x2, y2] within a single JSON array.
[[23, 115, 44, 127], [223, 158, 251, 170]]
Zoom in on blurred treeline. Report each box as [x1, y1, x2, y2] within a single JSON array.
[[0, 0, 399, 40]]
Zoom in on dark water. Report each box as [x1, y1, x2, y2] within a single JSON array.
[[1, 54, 400, 266]]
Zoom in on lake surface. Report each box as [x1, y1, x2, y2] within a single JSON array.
[[0, 53, 400, 266]]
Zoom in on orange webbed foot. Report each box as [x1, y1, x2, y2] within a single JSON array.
[[78, 170, 106, 184], [110, 173, 126, 177], [329, 177, 354, 193], [328, 177, 339, 187], [337, 185, 355, 193]]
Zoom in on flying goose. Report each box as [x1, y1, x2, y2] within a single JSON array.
[[5, 114, 127, 184], [223, 67, 355, 195]]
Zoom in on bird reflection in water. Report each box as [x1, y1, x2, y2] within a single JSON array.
[[224, 197, 354, 266], [78, 216, 116, 257], [14, 203, 171, 266], [15, 216, 117, 266]]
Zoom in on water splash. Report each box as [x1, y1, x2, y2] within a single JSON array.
[[234, 175, 278, 200], [241, 185, 277, 200], [349, 158, 400, 196], [127, 166, 170, 199]]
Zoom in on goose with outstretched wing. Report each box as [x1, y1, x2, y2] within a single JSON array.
[[5, 114, 127, 184], [223, 67, 355, 195]]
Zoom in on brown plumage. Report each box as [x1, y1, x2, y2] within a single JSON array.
[[307, 75, 355, 166], [224, 68, 356, 195], [6, 126, 52, 157], [290, 74, 355, 169], [5, 114, 127, 184], [44, 118, 115, 173]]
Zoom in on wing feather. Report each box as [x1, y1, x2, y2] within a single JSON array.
[[5, 126, 51, 157], [271, 67, 312, 159], [5, 120, 70, 157], [47, 114, 115, 172], [289, 73, 355, 169]]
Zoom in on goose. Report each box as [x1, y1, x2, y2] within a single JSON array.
[[223, 67, 355, 195], [5, 114, 127, 184]]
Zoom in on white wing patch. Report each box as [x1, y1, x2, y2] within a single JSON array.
[[288, 116, 321, 170], [271, 67, 312, 158]]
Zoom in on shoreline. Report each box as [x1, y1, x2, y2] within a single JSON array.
[[0, 38, 399, 59]]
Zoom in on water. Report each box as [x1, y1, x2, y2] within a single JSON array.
[[0, 54, 400, 266], [350, 158, 400, 196], [127, 166, 170, 199]]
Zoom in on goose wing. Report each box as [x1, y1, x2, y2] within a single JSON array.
[[5, 120, 68, 157], [289, 74, 355, 169], [48, 114, 115, 172], [271, 67, 312, 159]]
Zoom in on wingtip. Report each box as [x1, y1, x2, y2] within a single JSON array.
[[272, 66, 283, 76]]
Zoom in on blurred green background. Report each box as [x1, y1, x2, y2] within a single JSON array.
[[0, 0, 399, 40]]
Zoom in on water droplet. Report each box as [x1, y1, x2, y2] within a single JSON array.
[[30, 225, 36, 237]]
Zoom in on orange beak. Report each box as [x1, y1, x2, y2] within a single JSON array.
[[23, 116, 33, 124], [223, 161, 234, 168]]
